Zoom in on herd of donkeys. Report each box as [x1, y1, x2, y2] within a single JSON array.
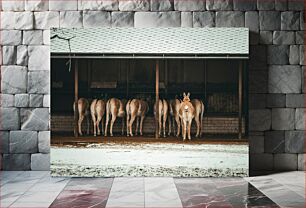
[[73, 93, 205, 141]]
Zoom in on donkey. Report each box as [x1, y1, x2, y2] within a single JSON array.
[[73, 98, 90, 136], [104, 98, 126, 137], [90, 99, 106, 136], [168, 98, 181, 137], [178, 93, 195, 141], [154, 99, 168, 138], [126, 99, 149, 137], [191, 99, 205, 138]]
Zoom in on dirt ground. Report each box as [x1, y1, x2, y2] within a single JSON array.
[[51, 134, 248, 147]]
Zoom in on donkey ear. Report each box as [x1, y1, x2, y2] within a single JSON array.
[[187, 92, 190, 98]]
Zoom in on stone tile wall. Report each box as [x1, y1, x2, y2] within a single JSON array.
[[0, 0, 304, 174]]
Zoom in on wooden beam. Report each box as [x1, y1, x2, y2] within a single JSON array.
[[238, 61, 243, 140], [126, 60, 129, 98], [87, 59, 91, 97], [204, 60, 207, 99], [165, 60, 168, 96], [155, 60, 160, 139], [74, 60, 79, 137]]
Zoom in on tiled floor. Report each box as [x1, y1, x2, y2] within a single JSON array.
[[1, 171, 304, 208]]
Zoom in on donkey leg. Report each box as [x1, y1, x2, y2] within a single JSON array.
[[110, 115, 116, 137], [188, 121, 192, 141], [194, 116, 200, 138], [135, 117, 139, 136], [140, 116, 145, 136], [121, 117, 125, 135], [175, 116, 181, 137], [168, 116, 172, 136], [158, 114, 162, 137], [129, 115, 136, 137], [91, 113, 97, 136], [105, 113, 109, 136], [101, 117, 104, 135], [78, 115, 84, 136], [182, 120, 187, 141], [96, 116, 102, 136], [126, 114, 130, 136], [163, 114, 167, 138]]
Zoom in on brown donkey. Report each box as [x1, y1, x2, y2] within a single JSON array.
[[168, 98, 181, 137], [90, 99, 106, 136], [105, 98, 126, 136], [73, 98, 90, 136], [126, 99, 149, 137], [179, 93, 195, 141], [154, 99, 168, 138], [191, 99, 205, 138]]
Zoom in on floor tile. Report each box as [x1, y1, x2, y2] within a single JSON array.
[[175, 178, 231, 208], [28, 177, 70, 192], [106, 191, 144, 208], [0, 171, 24, 186], [111, 177, 144, 192], [268, 171, 305, 198], [145, 177, 177, 192], [50, 190, 109, 208], [65, 177, 113, 190], [145, 190, 183, 208], [245, 176, 304, 208], [9, 191, 60, 208], [145, 178, 182, 208]]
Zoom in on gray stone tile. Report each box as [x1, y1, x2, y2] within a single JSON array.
[[216, 11, 244, 27], [272, 108, 295, 130], [249, 109, 271, 131], [285, 130, 304, 153], [111, 12, 134, 27], [83, 11, 111, 27], [264, 131, 285, 153], [259, 11, 281, 31], [9, 131, 38, 153], [268, 65, 301, 94], [274, 153, 298, 170], [134, 11, 181, 27]]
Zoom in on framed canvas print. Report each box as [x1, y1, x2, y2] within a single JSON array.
[[50, 27, 249, 177]]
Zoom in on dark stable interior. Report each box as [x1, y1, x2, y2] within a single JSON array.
[[51, 58, 244, 117]]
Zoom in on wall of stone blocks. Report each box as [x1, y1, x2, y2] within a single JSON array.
[[0, 0, 304, 174]]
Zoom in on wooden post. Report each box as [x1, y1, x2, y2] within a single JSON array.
[[238, 61, 243, 140], [204, 60, 207, 100], [87, 60, 91, 97], [165, 60, 168, 96], [155, 60, 160, 139], [126, 60, 129, 98], [74, 60, 79, 137]]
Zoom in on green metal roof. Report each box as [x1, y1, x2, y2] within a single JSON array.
[[51, 28, 249, 57]]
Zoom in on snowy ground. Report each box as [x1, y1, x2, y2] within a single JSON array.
[[51, 143, 248, 177]]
